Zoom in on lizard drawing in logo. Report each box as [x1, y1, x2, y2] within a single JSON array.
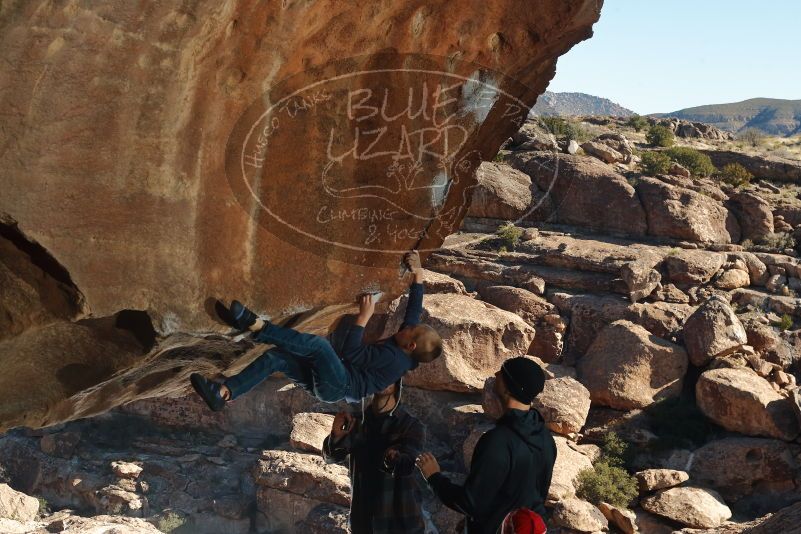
[[320, 139, 483, 242]]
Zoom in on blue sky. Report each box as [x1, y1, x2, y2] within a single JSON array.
[[548, 0, 801, 114]]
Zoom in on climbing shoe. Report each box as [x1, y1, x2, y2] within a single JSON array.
[[216, 299, 259, 331], [190, 373, 227, 412]]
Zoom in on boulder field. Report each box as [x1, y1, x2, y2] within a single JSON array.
[[3, 2, 801, 533]]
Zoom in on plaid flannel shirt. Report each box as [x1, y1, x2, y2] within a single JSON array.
[[323, 407, 426, 534]]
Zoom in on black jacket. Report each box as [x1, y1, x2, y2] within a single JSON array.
[[322, 402, 426, 534], [427, 408, 557, 534]]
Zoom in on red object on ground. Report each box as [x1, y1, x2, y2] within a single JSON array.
[[500, 508, 547, 534]]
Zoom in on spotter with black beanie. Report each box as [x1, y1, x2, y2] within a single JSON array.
[[416, 357, 557, 534]]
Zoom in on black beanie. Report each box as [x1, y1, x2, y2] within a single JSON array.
[[501, 357, 546, 404]]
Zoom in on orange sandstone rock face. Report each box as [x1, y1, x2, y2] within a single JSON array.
[[0, 1, 602, 430]]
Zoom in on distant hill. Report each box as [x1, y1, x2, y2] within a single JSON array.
[[653, 98, 801, 136], [530, 91, 634, 118]]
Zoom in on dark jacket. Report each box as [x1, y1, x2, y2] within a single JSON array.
[[426, 408, 557, 534], [338, 282, 423, 401], [322, 388, 426, 534]]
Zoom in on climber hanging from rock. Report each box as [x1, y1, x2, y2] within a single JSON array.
[[189, 250, 443, 411]]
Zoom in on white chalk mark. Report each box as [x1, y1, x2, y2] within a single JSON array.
[[430, 171, 449, 209], [461, 70, 498, 125]]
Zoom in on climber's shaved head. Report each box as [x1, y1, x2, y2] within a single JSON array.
[[393, 323, 442, 362]]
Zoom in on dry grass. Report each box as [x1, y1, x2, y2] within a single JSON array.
[[715, 134, 801, 161]]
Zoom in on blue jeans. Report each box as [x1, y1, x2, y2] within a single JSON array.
[[224, 322, 350, 403]]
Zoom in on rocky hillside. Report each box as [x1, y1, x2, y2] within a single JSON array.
[[5, 2, 801, 534], [654, 98, 801, 136], [531, 91, 635, 117], [2, 116, 801, 533], [0, 1, 610, 533]]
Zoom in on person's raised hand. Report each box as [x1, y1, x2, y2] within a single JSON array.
[[355, 294, 376, 327], [331, 411, 354, 441], [358, 294, 376, 317], [415, 451, 441, 479], [404, 251, 423, 283]]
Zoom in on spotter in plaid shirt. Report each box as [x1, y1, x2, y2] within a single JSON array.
[[323, 379, 426, 534]]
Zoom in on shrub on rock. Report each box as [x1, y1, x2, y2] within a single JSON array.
[[664, 146, 717, 177], [718, 162, 753, 187], [539, 116, 590, 142], [627, 114, 649, 132], [576, 462, 638, 509], [646, 125, 675, 147], [737, 128, 765, 148], [575, 432, 638, 508], [640, 150, 672, 175]]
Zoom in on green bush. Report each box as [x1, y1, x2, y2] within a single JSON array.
[[646, 125, 675, 147], [575, 432, 638, 508], [600, 432, 628, 466], [576, 461, 639, 508], [565, 122, 591, 143], [496, 222, 523, 250], [718, 162, 753, 187], [538, 116, 590, 142], [493, 151, 505, 162], [664, 147, 716, 177], [640, 151, 672, 175], [777, 313, 794, 331], [627, 114, 650, 132], [539, 116, 568, 136]]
